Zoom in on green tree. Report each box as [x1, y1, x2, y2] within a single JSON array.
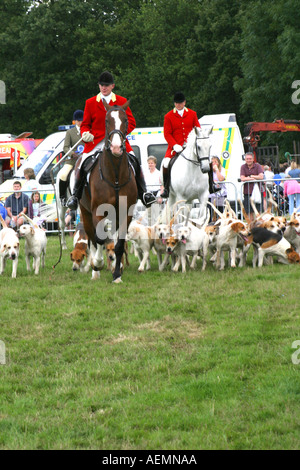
[[237, 0, 300, 150], [185, 0, 244, 121]]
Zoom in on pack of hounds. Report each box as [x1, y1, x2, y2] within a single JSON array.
[[68, 190, 300, 276], [1, 190, 300, 279], [126, 192, 300, 273]]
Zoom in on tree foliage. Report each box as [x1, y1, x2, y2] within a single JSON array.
[[1, 0, 300, 152]]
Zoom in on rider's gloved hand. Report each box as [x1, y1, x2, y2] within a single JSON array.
[[173, 144, 183, 153], [82, 131, 94, 143]]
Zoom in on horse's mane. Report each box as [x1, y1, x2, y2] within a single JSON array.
[[186, 128, 196, 151]]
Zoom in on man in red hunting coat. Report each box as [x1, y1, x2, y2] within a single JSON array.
[[67, 71, 156, 210], [160, 92, 201, 198]]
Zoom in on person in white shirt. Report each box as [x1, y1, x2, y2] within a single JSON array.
[[23, 168, 41, 198], [144, 156, 163, 196]]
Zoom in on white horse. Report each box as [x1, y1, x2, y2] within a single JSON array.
[[167, 126, 213, 222]]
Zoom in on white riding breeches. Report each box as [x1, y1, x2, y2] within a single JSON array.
[[162, 158, 170, 169], [58, 162, 74, 182], [78, 139, 105, 170]]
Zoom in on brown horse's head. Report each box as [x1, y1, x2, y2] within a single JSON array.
[[103, 101, 129, 157]]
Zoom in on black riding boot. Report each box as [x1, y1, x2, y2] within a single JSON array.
[[160, 166, 170, 198], [67, 167, 86, 211], [59, 179, 69, 207], [128, 154, 156, 208]]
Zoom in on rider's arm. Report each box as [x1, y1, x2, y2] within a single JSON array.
[[163, 114, 177, 149]]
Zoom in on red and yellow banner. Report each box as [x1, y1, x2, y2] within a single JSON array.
[[10, 148, 21, 168]]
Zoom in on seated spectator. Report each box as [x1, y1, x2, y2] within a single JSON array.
[[0, 201, 7, 227], [5, 181, 29, 229]]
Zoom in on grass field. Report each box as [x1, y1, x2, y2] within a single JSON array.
[[0, 233, 299, 450]]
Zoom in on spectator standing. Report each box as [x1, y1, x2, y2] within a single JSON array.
[[273, 167, 282, 186], [23, 168, 41, 197], [240, 152, 264, 219], [145, 156, 163, 197], [209, 156, 227, 213], [288, 161, 300, 179], [23, 168, 40, 217], [284, 178, 300, 215], [264, 164, 274, 189]]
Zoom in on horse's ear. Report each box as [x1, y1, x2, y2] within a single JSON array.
[[122, 100, 130, 110], [103, 100, 113, 111]]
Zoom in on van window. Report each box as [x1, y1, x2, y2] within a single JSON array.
[[147, 144, 168, 169], [131, 145, 141, 164], [38, 151, 64, 184]]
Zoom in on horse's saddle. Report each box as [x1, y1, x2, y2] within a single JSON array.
[[83, 152, 101, 174], [169, 153, 180, 172]]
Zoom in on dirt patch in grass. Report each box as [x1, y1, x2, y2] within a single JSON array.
[[105, 316, 204, 345]]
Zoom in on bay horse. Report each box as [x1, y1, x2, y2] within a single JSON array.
[[80, 101, 138, 282], [166, 126, 213, 223]]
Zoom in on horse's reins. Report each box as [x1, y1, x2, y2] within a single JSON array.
[[101, 128, 132, 193], [50, 137, 83, 269]]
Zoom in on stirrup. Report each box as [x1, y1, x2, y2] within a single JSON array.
[[67, 196, 79, 210], [142, 192, 156, 208]]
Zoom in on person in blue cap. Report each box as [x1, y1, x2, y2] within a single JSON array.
[[58, 109, 84, 206]]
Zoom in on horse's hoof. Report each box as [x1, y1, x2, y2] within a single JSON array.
[[113, 277, 123, 284]]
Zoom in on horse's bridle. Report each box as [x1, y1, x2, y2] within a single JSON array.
[[105, 129, 127, 152], [180, 135, 211, 172]]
